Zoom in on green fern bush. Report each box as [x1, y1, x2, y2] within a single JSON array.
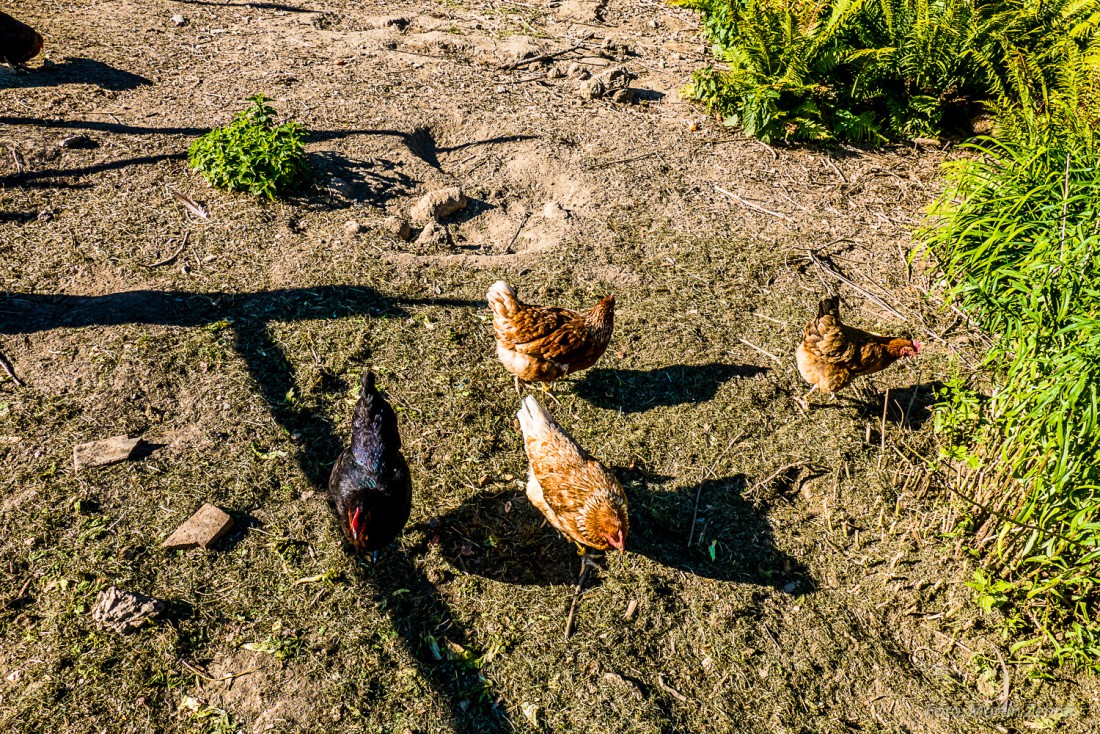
[[189, 94, 310, 199], [673, 0, 1099, 144]]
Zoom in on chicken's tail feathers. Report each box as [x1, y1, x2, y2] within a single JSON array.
[[517, 395, 554, 439], [487, 280, 520, 318], [359, 370, 377, 397], [817, 296, 841, 319]]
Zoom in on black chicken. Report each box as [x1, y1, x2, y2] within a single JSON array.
[[1, 11, 43, 69], [328, 370, 412, 559]]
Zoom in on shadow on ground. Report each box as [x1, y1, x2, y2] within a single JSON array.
[[430, 465, 811, 591], [0, 286, 511, 732], [0, 58, 153, 91], [575, 363, 769, 413]]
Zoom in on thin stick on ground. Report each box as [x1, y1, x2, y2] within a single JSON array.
[[140, 232, 190, 268], [744, 462, 804, 497], [564, 557, 597, 640], [503, 42, 586, 70], [657, 674, 688, 703], [737, 337, 782, 365], [877, 388, 889, 470], [715, 186, 792, 221], [0, 351, 24, 387], [807, 252, 907, 321]]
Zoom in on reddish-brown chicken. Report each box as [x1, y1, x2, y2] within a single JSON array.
[[1, 11, 43, 69], [517, 396, 628, 552], [796, 296, 921, 408], [487, 280, 614, 392]]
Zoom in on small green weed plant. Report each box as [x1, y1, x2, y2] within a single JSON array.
[[188, 94, 310, 199]]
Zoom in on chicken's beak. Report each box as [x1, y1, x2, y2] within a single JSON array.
[[607, 529, 625, 552]]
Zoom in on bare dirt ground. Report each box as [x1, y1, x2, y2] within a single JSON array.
[[2, 1, 1098, 732]]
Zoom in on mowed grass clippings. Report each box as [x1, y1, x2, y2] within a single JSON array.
[[1, 211, 1087, 733]]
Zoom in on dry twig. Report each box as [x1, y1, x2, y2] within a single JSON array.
[[140, 232, 190, 268], [503, 42, 586, 70], [715, 186, 792, 221]]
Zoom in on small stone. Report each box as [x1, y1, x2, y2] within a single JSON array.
[[334, 58, 346, 65], [782, 582, 798, 595], [567, 62, 589, 80], [599, 66, 635, 92], [578, 77, 605, 99], [547, 65, 565, 79], [170, 14, 187, 27], [413, 219, 452, 252], [73, 436, 143, 472], [382, 216, 413, 242], [162, 503, 234, 550], [344, 220, 364, 234], [92, 586, 165, 634], [609, 88, 634, 104], [409, 186, 467, 224]]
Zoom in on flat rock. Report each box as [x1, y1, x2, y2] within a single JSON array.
[[73, 436, 143, 472], [163, 503, 234, 550], [344, 219, 365, 234], [409, 187, 467, 224], [92, 586, 165, 634]]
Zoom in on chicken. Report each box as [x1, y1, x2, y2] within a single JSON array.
[[517, 396, 628, 552], [328, 370, 412, 557], [487, 280, 614, 393], [796, 296, 921, 407], [1, 11, 43, 69]]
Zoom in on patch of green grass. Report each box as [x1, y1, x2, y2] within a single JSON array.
[[188, 94, 310, 199], [922, 91, 1100, 668]]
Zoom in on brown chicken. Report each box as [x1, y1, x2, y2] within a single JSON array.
[[487, 280, 614, 392], [1, 11, 43, 69], [517, 396, 628, 552], [796, 296, 921, 408]]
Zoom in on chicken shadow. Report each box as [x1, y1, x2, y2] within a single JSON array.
[[574, 363, 769, 413], [0, 58, 153, 91], [430, 468, 810, 591], [346, 549, 513, 732], [0, 285, 511, 732], [430, 489, 580, 586], [855, 380, 943, 431], [623, 468, 812, 592]]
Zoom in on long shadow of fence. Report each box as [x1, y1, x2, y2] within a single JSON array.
[[0, 286, 514, 732]]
